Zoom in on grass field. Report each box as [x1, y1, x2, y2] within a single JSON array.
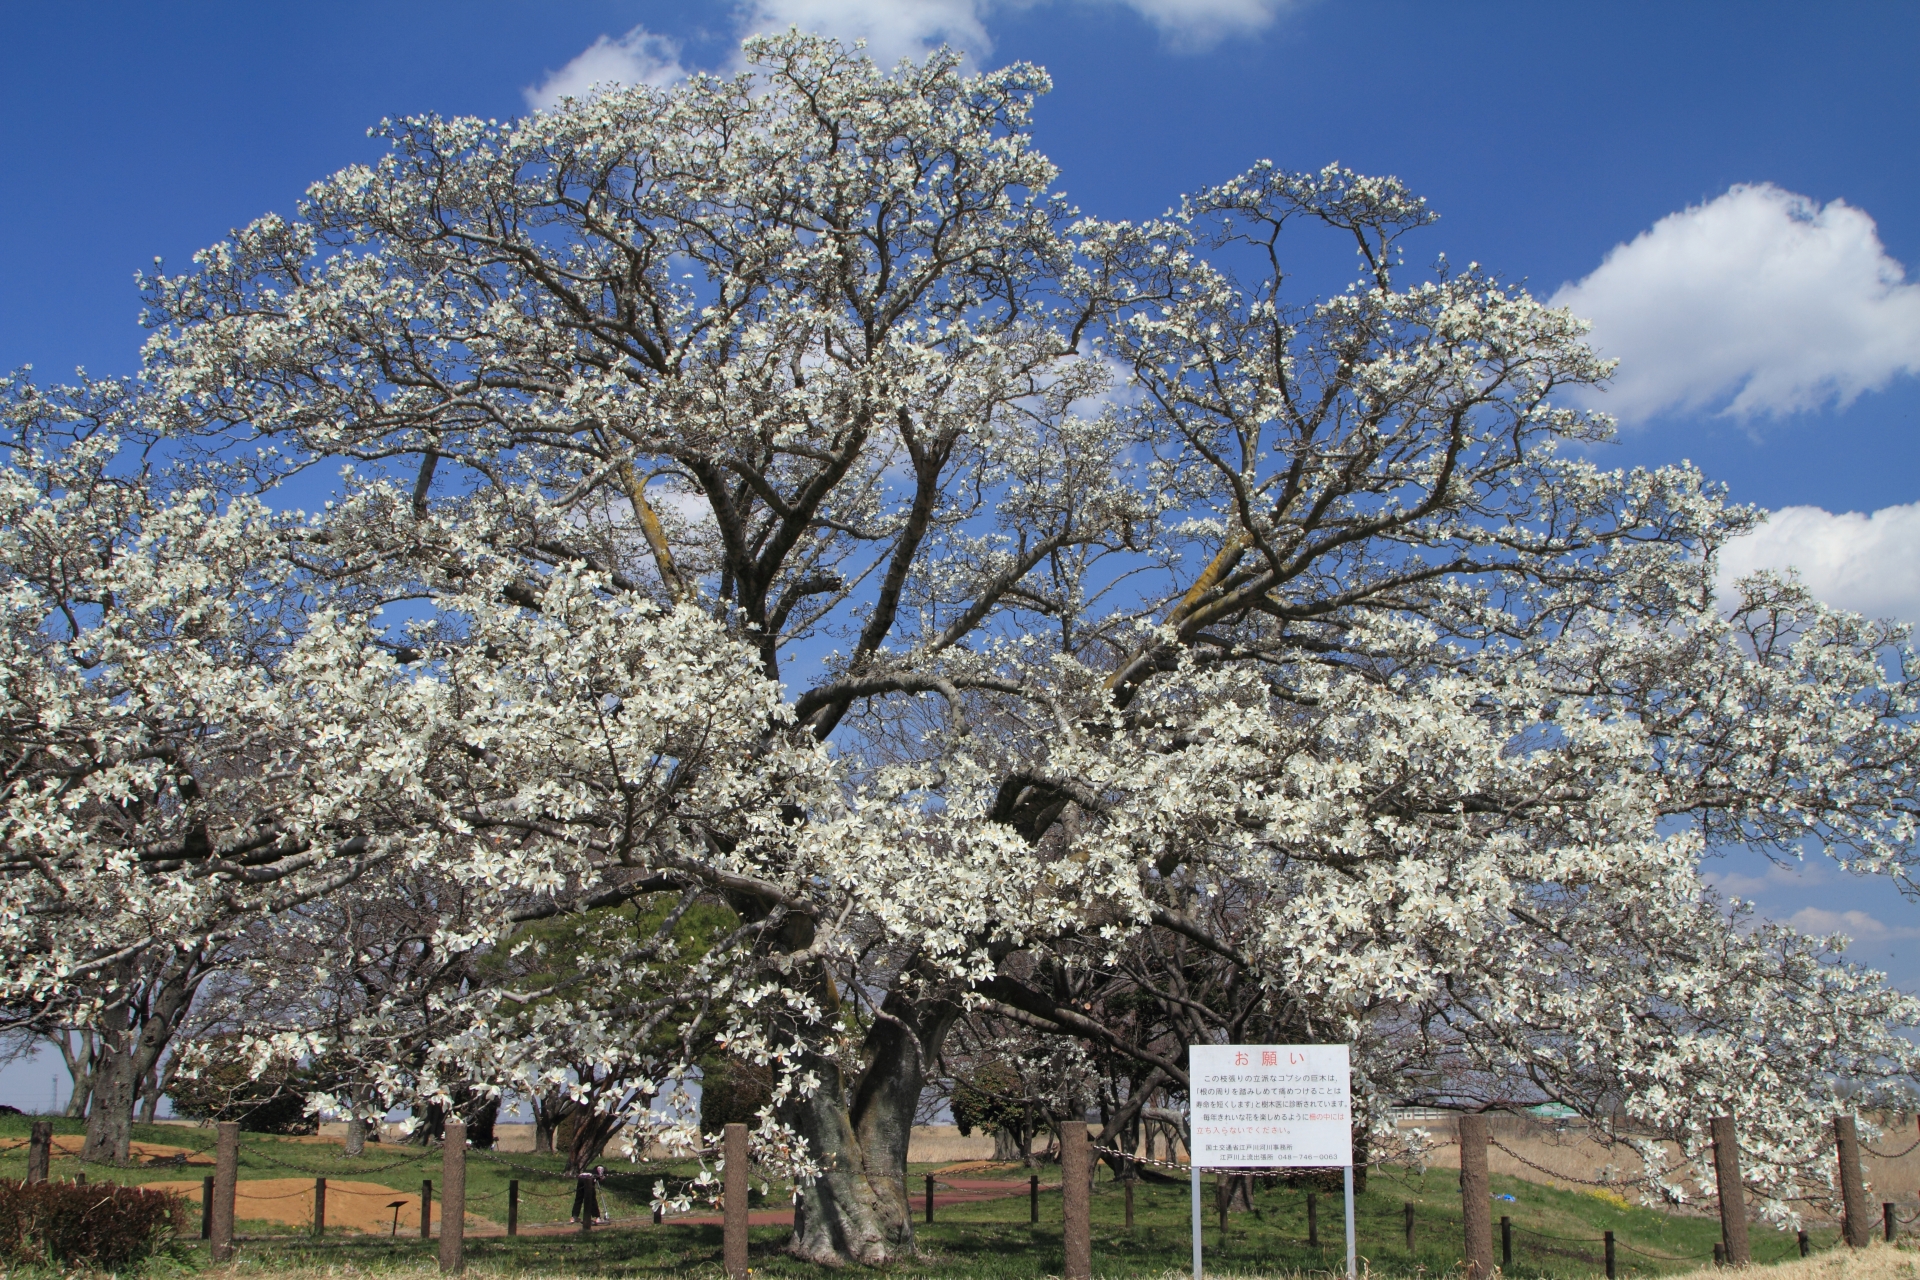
[[0, 1114, 1849, 1278], [188, 1239, 1920, 1280]]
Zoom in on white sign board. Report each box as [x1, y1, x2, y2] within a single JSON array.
[[1188, 1043, 1352, 1168]]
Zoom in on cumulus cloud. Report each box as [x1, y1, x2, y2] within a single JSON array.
[[737, 0, 1297, 60], [1719, 501, 1920, 624], [1786, 906, 1919, 941], [526, 27, 687, 110], [741, 0, 995, 65], [1115, 0, 1299, 49], [527, 0, 1299, 104], [1551, 184, 1920, 423], [1707, 861, 1827, 898]]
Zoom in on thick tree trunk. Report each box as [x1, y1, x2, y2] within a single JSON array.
[[785, 991, 958, 1266], [81, 958, 202, 1163], [344, 1082, 372, 1155], [82, 1032, 138, 1163], [533, 1088, 573, 1155]]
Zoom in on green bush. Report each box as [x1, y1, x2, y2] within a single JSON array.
[[0, 1178, 185, 1270], [165, 1036, 315, 1133], [700, 1057, 773, 1131]]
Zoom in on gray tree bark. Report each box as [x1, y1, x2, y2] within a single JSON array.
[[345, 1083, 373, 1156], [784, 990, 959, 1266], [55, 1029, 96, 1119], [81, 958, 203, 1162]]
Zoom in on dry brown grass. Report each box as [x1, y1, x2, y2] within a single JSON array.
[[1662, 1244, 1920, 1280]]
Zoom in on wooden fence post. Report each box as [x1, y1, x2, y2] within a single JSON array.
[[507, 1180, 519, 1236], [1501, 1215, 1512, 1269], [1887, 1202, 1898, 1243], [1836, 1114, 1871, 1248], [1125, 1166, 1136, 1232], [201, 1176, 214, 1240], [439, 1120, 466, 1274], [1030, 1174, 1040, 1223], [1710, 1114, 1751, 1265], [1459, 1113, 1494, 1280], [723, 1121, 749, 1280], [1061, 1120, 1091, 1280], [26, 1121, 50, 1183], [1308, 1190, 1319, 1246], [1404, 1201, 1416, 1251], [211, 1121, 239, 1262], [1605, 1230, 1616, 1279], [926, 1173, 935, 1224], [313, 1177, 326, 1238], [421, 1179, 433, 1240], [1799, 1230, 1811, 1257]]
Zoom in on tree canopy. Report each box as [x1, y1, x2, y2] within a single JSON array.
[[4, 33, 1919, 1264]]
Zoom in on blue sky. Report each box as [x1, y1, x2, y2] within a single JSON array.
[[3, 1, 1918, 1107]]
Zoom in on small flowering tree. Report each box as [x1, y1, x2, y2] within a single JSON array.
[[4, 31, 1914, 1261]]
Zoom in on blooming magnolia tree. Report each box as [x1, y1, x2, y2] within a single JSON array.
[[5, 31, 1917, 1261], [0, 393, 393, 1161], [0, 383, 822, 1168]]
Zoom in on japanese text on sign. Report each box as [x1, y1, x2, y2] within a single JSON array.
[[1187, 1044, 1352, 1168]]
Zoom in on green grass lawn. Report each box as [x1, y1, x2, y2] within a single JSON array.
[[0, 1115, 1843, 1277]]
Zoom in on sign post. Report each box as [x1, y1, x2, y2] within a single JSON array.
[[1188, 1044, 1353, 1280]]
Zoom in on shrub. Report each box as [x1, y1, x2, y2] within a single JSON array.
[[0, 1178, 185, 1270], [699, 1057, 773, 1131], [165, 1036, 314, 1133]]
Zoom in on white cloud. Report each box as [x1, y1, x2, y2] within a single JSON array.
[[1707, 861, 1827, 898], [740, 0, 995, 65], [1550, 184, 1920, 422], [739, 0, 1298, 61], [1719, 501, 1920, 623], [1787, 906, 1918, 941], [530, 0, 1297, 103], [525, 27, 688, 110], [1115, 0, 1297, 49]]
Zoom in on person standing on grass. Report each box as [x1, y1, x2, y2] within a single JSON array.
[[572, 1163, 606, 1223]]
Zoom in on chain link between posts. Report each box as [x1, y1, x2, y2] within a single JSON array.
[[1091, 1143, 1348, 1177], [1094, 1140, 1733, 1265]]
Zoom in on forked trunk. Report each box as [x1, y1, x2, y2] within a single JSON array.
[[785, 992, 957, 1266], [57, 1029, 97, 1120], [80, 957, 202, 1163], [533, 1088, 573, 1155], [565, 1110, 621, 1175]]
